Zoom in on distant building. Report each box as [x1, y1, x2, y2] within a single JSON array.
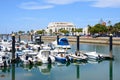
[[82, 27, 89, 35], [46, 22, 76, 35]]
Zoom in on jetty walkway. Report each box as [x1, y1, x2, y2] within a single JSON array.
[[40, 36, 120, 45], [1, 34, 120, 45]]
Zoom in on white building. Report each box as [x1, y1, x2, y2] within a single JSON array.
[[82, 27, 89, 35], [46, 22, 76, 35]]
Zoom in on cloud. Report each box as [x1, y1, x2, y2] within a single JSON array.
[[44, 0, 120, 8], [44, 0, 95, 5], [92, 0, 120, 8], [45, 0, 80, 5], [19, 0, 120, 10], [19, 1, 54, 10]]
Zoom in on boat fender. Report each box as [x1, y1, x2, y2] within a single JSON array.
[[48, 57, 52, 64]]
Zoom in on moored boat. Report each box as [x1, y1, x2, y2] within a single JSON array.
[[37, 49, 55, 64], [84, 51, 104, 60], [69, 51, 88, 62], [20, 49, 38, 65]]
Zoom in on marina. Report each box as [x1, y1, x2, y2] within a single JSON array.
[[0, 35, 119, 80], [0, 1, 120, 80]]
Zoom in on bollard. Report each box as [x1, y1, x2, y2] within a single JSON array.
[[57, 35, 59, 45], [77, 35, 80, 51], [12, 34, 16, 63], [109, 34, 113, 58]]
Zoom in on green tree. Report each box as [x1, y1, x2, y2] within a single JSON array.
[[88, 25, 92, 34], [18, 30, 25, 35], [113, 22, 120, 35], [114, 22, 120, 32], [36, 30, 43, 35], [88, 24, 107, 35], [59, 29, 69, 35], [76, 28, 82, 33]]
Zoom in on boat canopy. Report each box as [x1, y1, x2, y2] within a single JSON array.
[[58, 38, 69, 45]]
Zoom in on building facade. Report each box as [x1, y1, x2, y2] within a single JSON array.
[[46, 22, 76, 35], [82, 27, 89, 35]]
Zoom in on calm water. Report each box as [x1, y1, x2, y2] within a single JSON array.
[[0, 43, 120, 80]]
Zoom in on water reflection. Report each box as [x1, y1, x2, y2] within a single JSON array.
[[109, 60, 113, 80], [21, 64, 35, 71], [12, 64, 15, 80], [0, 67, 10, 79], [76, 65, 80, 79], [1, 43, 119, 80], [38, 64, 52, 75], [0, 58, 114, 80]]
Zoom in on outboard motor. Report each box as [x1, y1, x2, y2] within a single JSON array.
[[28, 57, 33, 65], [66, 56, 70, 62], [48, 56, 52, 64], [0, 46, 1, 51], [3, 60, 7, 67]]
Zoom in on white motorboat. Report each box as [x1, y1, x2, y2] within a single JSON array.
[[37, 50, 55, 64], [0, 56, 4, 67], [84, 51, 103, 60], [69, 51, 88, 62], [54, 52, 73, 63], [20, 49, 38, 65], [0, 51, 11, 67], [50, 47, 72, 63]]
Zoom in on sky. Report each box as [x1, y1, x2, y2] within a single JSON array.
[[0, 0, 120, 34]]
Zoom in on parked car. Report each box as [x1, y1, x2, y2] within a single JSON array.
[[92, 34, 99, 38]]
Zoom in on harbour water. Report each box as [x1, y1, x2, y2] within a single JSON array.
[[0, 42, 120, 80]]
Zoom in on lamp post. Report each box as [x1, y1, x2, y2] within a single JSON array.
[[76, 33, 80, 79], [76, 33, 80, 51], [109, 34, 113, 58], [57, 34, 59, 45], [11, 34, 16, 63]]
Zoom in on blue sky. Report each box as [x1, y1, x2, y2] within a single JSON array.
[[0, 0, 120, 34]]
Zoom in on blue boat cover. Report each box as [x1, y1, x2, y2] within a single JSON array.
[[58, 38, 69, 45]]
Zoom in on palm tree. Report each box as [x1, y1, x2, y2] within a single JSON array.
[[49, 29, 53, 36], [71, 28, 75, 36], [88, 25, 92, 35]]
